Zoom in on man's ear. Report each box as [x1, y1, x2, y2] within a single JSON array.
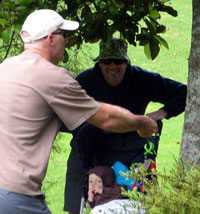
[[46, 34, 54, 46]]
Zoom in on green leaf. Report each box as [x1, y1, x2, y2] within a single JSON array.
[[144, 18, 156, 34], [165, 6, 178, 17], [14, 24, 22, 34], [0, 10, 12, 20], [94, 0, 106, 8], [149, 10, 160, 19], [15, 5, 29, 10], [150, 19, 157, 32], [141, 27, 149, 37], [15, 0, 34, 5], [99, 2, 106, 9], [0, 26, 3, 34], [144, 43, 151, 59], [111, 0, 125, 9], [63, 50, 69, 63], [2, 28, 13, 44], [81, 5, 91, 19], [158, 5, 178, 17], [155, 35, 169, 49], [156, 24, 166, 33], [144, 38, 160, 60], [0, 18, 8, 25], [109, 7, 119, 15], [139, 39, 148, 46], [107, 25, 116, 39], [38, 0, 45, 6]]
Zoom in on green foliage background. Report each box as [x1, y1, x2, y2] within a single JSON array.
[[0, 0, 178, 60]]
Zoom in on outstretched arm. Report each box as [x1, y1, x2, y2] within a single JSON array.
[[87, 102, 158, 138]]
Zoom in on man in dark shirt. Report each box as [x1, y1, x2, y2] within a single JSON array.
[[63, 38, 187, 214]]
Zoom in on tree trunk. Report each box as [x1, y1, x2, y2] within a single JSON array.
[[180, 0, 200, 166]]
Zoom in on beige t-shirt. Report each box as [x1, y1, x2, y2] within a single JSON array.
[[0, 50, 101, 195]]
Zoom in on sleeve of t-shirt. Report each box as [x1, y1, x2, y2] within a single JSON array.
[[49, 69, 101, 131], [133, 66, 187, 118]]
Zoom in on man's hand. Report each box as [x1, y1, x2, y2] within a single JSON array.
[[146, 109, 168, 121], [136, 115, 158, 138]]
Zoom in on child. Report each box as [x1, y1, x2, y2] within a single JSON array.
[[86, 165, 125, 208]]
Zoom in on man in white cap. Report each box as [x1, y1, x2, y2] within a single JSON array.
[[0, 9, 157, 214]]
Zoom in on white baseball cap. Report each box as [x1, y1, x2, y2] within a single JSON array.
[[20, 9, 79, 43]]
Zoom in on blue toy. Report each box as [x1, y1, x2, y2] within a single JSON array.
[[112, 160, 156, 193], [112, 161, 135, 190]]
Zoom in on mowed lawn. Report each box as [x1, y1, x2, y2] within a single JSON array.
[[43, 1, 192, 213]]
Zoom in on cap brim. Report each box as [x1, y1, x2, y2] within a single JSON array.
[[60, 20, 79, 31], [93, 56, 99, 62], [93, 56, 130, 62]]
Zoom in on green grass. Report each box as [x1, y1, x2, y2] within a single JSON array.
[[43, 1, 192, 213]]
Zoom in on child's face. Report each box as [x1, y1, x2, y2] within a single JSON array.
[[88, 173, 103, 195]]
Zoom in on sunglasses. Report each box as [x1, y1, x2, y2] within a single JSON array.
[[100, 58, 127, 65], [52, 31, 67, 39]]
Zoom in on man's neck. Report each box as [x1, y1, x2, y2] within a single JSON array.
[[24, 44, 52, 63]]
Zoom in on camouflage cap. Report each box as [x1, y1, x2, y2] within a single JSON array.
[[94, 38, 130, 63]]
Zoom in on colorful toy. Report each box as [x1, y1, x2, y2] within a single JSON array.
[[112, 161, 135, 190], [112, 141, 157, 193]]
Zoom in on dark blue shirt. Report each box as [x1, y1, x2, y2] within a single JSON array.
[[62, 63, 187, 168], [77, 63, 187, 118]]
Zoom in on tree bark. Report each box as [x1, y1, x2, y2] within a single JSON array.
[[180, 0, 200, 166]]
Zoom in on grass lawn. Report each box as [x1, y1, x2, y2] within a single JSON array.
[[43, 1, 192, 213]]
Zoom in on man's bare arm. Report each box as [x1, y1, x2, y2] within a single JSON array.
[[87, 102, 158, 138]]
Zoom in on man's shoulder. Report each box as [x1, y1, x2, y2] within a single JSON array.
[[81, 67, 94, 75], [129, 65, 159, 78], [76, 66, 98, 81], [22, 51, 73, 85], [130, 65, 152, 74]]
